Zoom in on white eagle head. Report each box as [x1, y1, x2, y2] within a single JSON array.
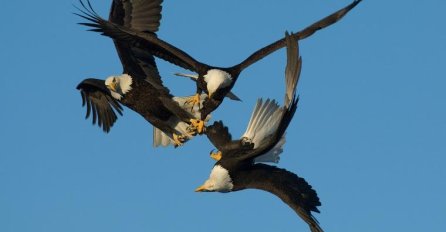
[[105, 74, 133, 100], [195, 165, 234, 193], [203, 69, 232, 99]]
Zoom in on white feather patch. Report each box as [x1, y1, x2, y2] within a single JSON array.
[[152, 118, 194, 147], [254, 135, 285, 163], [204, 69, 232, 96], [118, 74, 133, 95], [153, 128, 172, 147], [206, 165, 233, 192], [105, 74, 133, 100], [242, 98, 286, 163]]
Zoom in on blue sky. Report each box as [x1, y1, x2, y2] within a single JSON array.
[[1, 0, 445, 231]]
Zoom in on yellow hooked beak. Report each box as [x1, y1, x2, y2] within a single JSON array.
[[210, 150, 222, 161], [195, 184, 207, 192], [107, 82, 118, 92]]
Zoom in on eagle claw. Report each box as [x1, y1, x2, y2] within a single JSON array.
[[173, 134, 186, 148], [190, 119, 205, 134], [184, 93, 201, 112]]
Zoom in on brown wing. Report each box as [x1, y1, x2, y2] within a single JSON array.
[[233, 0, 362, 72], [76, 0, 209, 75], [206, 121, 254, 158], [109, 0, 163, 33], [235, 164, 323, 232], [107, 0, 168, 92], [76, 78, 123, 133], [205, 121, 235, 152]]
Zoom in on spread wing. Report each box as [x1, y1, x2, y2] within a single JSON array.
[[115, 43, 168, 92], [233, 0, 361, 72], [205, 121, 254, 153], [236, 164, 322, 232], [76, 0, 209, 75], [109, 0, 163, 33], [205, 121, 234, 152], [76, 0, 169, 92], [76, 78, 124, 133], [108, 0, 168, 92]]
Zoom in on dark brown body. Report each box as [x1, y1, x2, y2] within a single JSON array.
[[119, 78, 193, 136]]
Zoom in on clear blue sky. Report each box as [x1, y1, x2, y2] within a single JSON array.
[[1, 1, 445, 231]]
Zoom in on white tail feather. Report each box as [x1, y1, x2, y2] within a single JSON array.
[[152, 120, 194, 147], [254, 135, 286, 163], [241, 99, 285, 163], [153, 127, 172, 147]]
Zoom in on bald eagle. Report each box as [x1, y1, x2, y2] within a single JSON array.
[[76, 0, 362, 122], [76, 0, 204, 147], [196, 34, 323, 232]]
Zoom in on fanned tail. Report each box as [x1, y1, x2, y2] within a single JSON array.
[[152, 121, 194, 147], [153, 127, 172, 147], [241, 99, 285, 163]]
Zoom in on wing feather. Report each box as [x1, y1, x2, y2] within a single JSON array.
[[234, 0, 361, 72], [109, 0, 163, 32], [76, 0, 207, 74], [76, 78, 123, 133], [236, 164, 323, 232], [284, 31, 301, 108], [78, 1, 172, 93], [205, 121, 234, 152]]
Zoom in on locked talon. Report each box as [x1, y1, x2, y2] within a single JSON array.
[[190, 119, 205, 134], [186, 126, 198, 136]]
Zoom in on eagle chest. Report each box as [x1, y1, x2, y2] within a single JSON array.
[[120, 83, 172, 121]]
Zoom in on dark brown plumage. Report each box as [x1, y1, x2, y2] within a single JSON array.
[[77, 78, 123, 133], [76, 0, 199, 146], [76, 0, 362, 120], [233, 164, 322, 232]]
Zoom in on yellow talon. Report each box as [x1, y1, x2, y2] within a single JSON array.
[[190, 119, 205, 134], [184, 93, 201, 112], [210, 151, 222, 161], [173, 134, 185, 147]]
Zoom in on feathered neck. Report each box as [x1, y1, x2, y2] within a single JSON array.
[[208, 164, 234, 192], [204, 69, 232, 96]]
